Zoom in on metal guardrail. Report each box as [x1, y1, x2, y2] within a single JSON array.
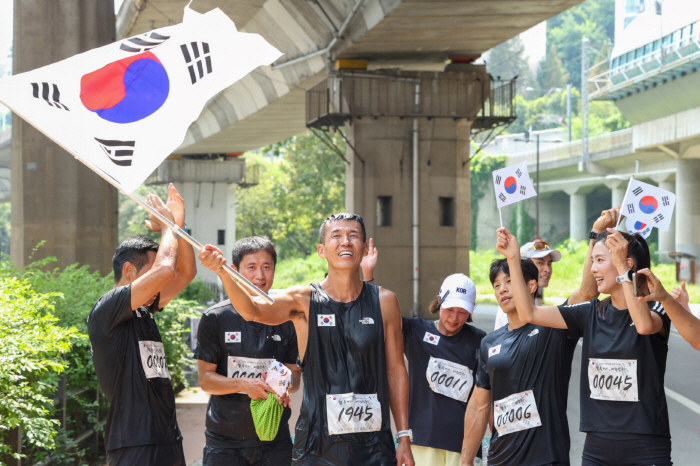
[[507, 128, 633, 165], [590, 33, 700, 100]]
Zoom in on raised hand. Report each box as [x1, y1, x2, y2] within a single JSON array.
[[199, 244, 227, 274], [165, 183, 186, 228], [496, 227, 520, 260], [144, 192, 175, 233], [635, 268, 670, 303], [605, 228, 629, 273], [671, 281, 691, 311], [592, 206, 620, 234], [361, 238, 378, 279]]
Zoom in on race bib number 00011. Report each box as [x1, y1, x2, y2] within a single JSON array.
[[493, 389, 541, 437], [227, 356, 275, 394], [588, 358, 638, 402], [426, 357, 473, 402], [326, 393, 381, 435], [138, 340, 171, 380]]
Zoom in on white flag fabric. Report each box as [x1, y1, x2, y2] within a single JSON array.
[[0, 7, 281, 193], [621, 178, 675, 232], [625, 216, 652, 239], [492, 161, 537, 208]]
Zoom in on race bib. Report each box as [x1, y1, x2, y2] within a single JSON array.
[[588, 359, 638, 402], [426, 357, 474, 402], [326, 393, 382, 435], [493, 389, 541, 437], [227, 356, 275, 382], [138, 340, 171, 379]]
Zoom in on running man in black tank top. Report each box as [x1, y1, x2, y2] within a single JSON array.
[[198, 213, 415, 466]]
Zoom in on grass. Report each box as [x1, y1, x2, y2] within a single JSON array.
[[470, 239, 700, 305]]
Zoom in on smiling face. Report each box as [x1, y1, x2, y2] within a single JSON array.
[[531, 256, 554, 288], [438, 306, 470, 336], [234, 250, 275, 293], [317, 219, 367, 269], [590, 241, 629, 295]]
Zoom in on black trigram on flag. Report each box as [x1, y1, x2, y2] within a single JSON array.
[[662, 196, 670, 206], [633, 186, 643, 196], [120, 32, 170, 53], [31, 82, 69, 110], [95, 138, 135, 167], [653, 214, 664, 223], [520, 185, 527, 195], [515, 168, 522, 178], [181, 42, 212, 84], [495, 175, 502, 185], [498, 193, 506, 202], [627, 203, 635, 214]]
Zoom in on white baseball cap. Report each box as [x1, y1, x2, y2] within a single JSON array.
[[438, 273, 477, 314], [520, 241, 562, 262]]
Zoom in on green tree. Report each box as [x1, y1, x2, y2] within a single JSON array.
[[0, 203, 8, 255], [470, 151, 506, 250], [485, 35, 534, 92], [536, 44, 570, 90]]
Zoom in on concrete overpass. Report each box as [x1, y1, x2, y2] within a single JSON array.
[[9, 0, 585, 312]]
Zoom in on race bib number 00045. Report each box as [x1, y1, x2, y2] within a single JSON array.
[[426, 357, 474, 402], [588, 358, 638, 402], [493, 389, 541, 437], [326, 393, 381, 435], [138, 340, 171, 380]]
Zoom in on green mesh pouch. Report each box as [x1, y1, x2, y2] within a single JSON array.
[[250, 393, 284, 441]]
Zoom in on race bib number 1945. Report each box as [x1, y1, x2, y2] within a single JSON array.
[[326, 393, 381, 435], [493, 389, 541, 437], [588, 359, 638, 402]]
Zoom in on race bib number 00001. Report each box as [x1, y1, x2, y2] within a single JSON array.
[[588, 358, 638, 402], [227, 356, 275, 394], [326, 392, 381, 435], [426, 357, 474, 402], [138, 340, 171, 380], [493, 389, 541, 437]]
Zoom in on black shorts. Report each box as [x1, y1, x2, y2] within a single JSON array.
[[581, 432, 672, 466], [203, 439, 293, 466], [107, 440, 186, 466]]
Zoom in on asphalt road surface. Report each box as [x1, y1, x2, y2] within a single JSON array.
[[472, 304, 700, 466]]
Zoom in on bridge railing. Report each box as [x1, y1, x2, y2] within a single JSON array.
[[507, 128, 633, 165]]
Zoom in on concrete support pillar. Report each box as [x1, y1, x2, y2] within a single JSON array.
[[345, 118, 472, 314], [657, 179, 676, 262], [612, 186, 626, 209], [676, 159, 700, 259], [569, 192, 588, 241], [11, 1, 117, 274]]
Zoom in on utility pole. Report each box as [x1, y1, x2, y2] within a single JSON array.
[[566, 83, 572, 142], [579, 37, 590, 172]]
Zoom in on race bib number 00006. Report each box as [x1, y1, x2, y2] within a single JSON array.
[[426, 357, 474, 402], [326, 392, 381, 435], [227, 356, 275, 394], [493, 389, 541, 437], [138, 340, 171, 380], [588, 358, 638, 402]]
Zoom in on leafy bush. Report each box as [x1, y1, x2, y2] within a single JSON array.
[[155, 299, 201, 390], [273, 255, 328, 289]]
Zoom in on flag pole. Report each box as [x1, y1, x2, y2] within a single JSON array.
[[499, 208, 504, 228], [614, 175, 634, 230], [74, 153, 275, 304]]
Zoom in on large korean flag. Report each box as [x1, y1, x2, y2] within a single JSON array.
[[492, 161, 537, 208], [621, 178, 675, 232], [0, 7, 281, 193]]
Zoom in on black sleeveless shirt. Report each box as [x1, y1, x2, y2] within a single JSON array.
[[292, 282, 396, 466]]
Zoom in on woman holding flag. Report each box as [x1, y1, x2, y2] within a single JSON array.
[[498, 225, 680, 466]]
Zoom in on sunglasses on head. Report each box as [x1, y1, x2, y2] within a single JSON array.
[[532, 241, 552, 251]]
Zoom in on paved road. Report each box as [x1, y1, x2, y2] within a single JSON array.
[[472, 304, 700, 466]]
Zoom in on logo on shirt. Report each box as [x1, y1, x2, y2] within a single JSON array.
[[359, 317, 375, 325], [528, 329, 539, 337], [488, 344, 502, 357], [318, 314, 336, 327], [225, 331, 241, 343], [271, 334, 282, 341], [423, 332, 440, 346]]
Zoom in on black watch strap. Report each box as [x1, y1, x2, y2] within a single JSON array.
[[589, 230, 598, 240]]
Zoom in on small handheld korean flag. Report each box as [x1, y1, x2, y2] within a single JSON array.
[[620, 178, 675, 232], [492, 161, 537, 208], [0, 6, 282, 193], [625, 217, 652, 239]]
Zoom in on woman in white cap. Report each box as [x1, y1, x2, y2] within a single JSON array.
[[401, 273, 487, 466]]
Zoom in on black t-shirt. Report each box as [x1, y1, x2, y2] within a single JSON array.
[[558, 299, 671, 437], [194, 300, 298, 448], [477, 323, 577, 466], [402, 317, 486, 453], [87, 285, 181, 451]]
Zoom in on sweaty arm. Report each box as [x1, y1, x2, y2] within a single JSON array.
[[381, 288, 414, 466], [461, 387, 491, 466]]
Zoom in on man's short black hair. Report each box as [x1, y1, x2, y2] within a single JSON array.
[[319, 213, 367, 244], [489, 258, 539, 298], [231, 236, 277, 269], [112, 236, 159, 283]]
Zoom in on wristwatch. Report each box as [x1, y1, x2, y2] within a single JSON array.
[[589, 230, 598, 240], [615, 270, 634, 284], [396, 429, 413, 442]]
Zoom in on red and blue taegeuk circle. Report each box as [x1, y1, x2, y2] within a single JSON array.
[[633, 221, 647, 230], [80, 51, 169, 124], [504, 176, 517, 194], [323, 317, 330, 323], [638, 196, 658, 215]]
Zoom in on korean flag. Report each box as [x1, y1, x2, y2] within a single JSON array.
[[621, 178, 675, 232], [492, 161, 537, 208], [625, 217, 652, 239]]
